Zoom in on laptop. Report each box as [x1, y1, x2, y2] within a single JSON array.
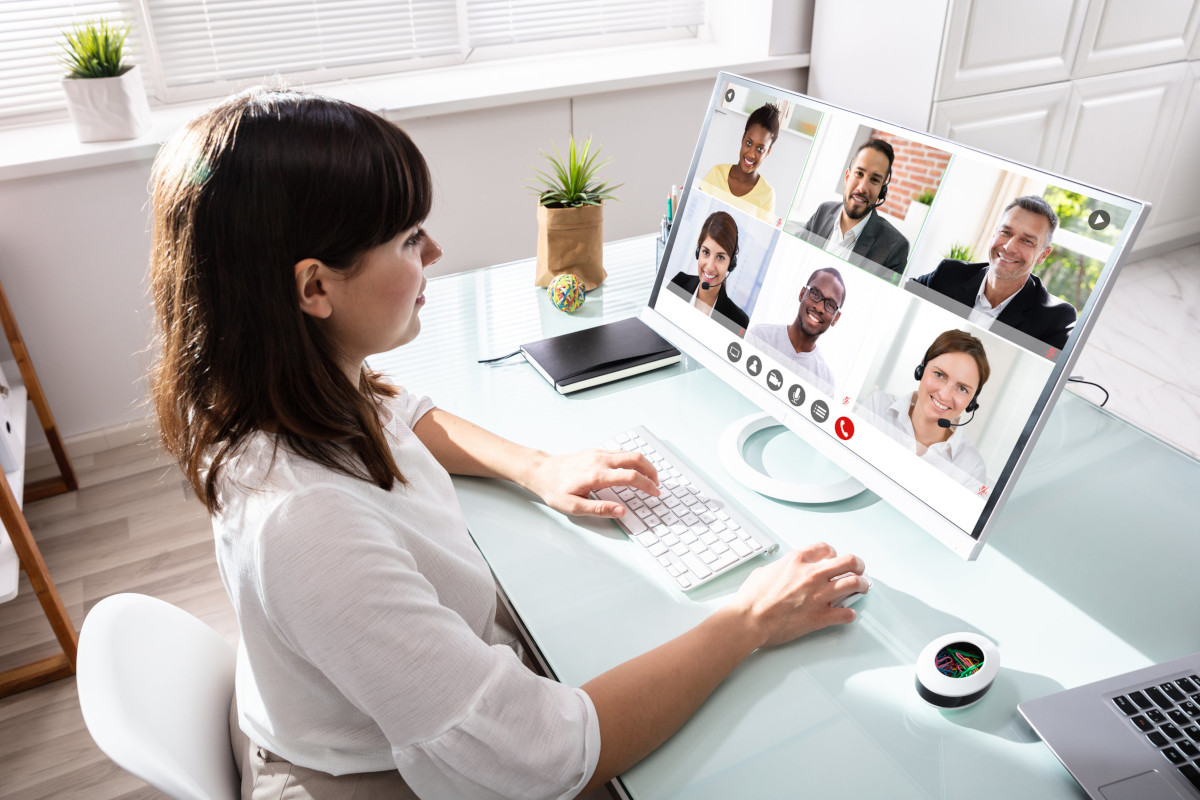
[[1019, 652, 1200, 799]]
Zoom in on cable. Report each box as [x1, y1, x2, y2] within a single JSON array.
[[477, 350, 525, 365], [1068, 376, 1109, 407]]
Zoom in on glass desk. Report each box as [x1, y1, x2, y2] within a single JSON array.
[[371, 237, 1200, 799]]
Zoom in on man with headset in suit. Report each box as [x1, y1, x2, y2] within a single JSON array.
[[911, 195, 1076, 351], [794, 138, 910, 275]]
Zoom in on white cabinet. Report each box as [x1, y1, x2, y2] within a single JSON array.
[[937, 0, 1089, 100], [810, 0, 1200, 254]]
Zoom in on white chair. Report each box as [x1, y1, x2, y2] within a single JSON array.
[[77, 593, 240, 800]]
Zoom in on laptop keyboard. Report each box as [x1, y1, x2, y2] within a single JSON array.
[[1111, 673, 1200, 793]]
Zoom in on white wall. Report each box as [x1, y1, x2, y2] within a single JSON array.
[[0, 68, 805, 445]]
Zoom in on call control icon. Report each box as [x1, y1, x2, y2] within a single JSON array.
[[727, 342, 743, 362], [1088, 209, 1111, 230], [788, 384, 806, 407], [746, 355, 763, 377], [766, 369, 783, 391], [834, 416, 855, 440], [811, 400, 829, 423]]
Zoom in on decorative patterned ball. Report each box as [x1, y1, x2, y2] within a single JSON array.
[[547, 273, 586, 313]]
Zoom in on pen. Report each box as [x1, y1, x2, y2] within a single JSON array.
[[667, 190, 673, 224]]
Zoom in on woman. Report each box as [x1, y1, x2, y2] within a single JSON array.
[[699, 103, 781, 223], [670, 210, 750, 330], [148, 87, 866, 800], [860, 330, 989, 490]]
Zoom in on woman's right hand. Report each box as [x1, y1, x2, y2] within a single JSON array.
[[732, 542, 867, 649]]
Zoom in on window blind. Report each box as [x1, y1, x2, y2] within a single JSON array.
[[466, 0, 705, 48], [0, 0, 706, 125]]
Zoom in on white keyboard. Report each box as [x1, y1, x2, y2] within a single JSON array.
[[591, 426, 778, 591]]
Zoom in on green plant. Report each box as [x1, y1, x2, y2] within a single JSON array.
[[946, 242, 975, 261], [914, 189, 936, 205], [530, 135, 620, 208], [58, 18, 132, 79]]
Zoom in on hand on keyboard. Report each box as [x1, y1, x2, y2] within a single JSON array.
[[734, 543, 869, 644], [525, 447, 660, 518]]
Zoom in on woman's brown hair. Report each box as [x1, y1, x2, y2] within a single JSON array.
[[149, 87, 432, 512], [921, 329, 991, 392]]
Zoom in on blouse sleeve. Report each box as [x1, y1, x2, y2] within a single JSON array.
[[255, 488, 600, 800]]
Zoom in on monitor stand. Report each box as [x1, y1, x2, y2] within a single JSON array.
[[717, 413, 865, 503]]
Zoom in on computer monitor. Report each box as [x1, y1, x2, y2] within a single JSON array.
[[641, 72, 1149, 560]]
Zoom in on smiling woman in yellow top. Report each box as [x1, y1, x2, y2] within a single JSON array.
[[700, 103, 781, 223]]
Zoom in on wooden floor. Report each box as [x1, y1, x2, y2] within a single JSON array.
[[0, 425, 237, 800]]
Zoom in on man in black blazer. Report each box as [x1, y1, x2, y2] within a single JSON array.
[[790, 139, 910, 275], [911, 196, 1076, 351]]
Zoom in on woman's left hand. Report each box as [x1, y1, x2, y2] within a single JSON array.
[[525, 449, 659, 518]]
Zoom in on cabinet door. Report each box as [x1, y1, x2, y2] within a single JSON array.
[[1055, 62, 1186, 203], [1134, 60, 1200, 250], [1073, 0, 1200, 79], [937, 0, 1089, 100], [930, 83, 1070, 170]]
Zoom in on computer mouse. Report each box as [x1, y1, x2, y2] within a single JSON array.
[[832, 574, 873, 608]]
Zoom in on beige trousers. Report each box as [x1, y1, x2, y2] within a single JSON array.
[[229, 697, 417, 800]]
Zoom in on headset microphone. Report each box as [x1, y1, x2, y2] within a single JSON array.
[[938, 410, 976, 429], [700, 276, 727, 290], [872, 169, 891, 209]]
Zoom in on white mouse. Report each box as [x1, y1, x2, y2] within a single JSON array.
[[832, 574, 873, 608]]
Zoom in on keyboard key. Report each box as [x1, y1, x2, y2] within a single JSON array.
[[1180, 741, 1200, 759], [1181, 701, 1200, 717], [675, 575, 692, 589], [699, 532, 718, 545], [1130, 690, 1154, 710], [711, 551, 739, 572], [680, 530, 697, 544], [1185, 725, 1200, 742], [711, 541, 729, 555], [1148, 709, 1167, 724], [1149, 731, 1170, 747], [1178, 677, 1198, 694], [1162, 746, 1186, 765], [657, 555, 671, 567], [746, 536, 763, 551], [1132, 715, 1154, 732], [1114, 696, 1138, 716], [681, 553, 711, 578], [729, 539, 752, 558], [699, 550, 718, 564], [1170, 710, 1190, 727], [644, 514, 661, 527], [1146, 686, 1173, 710], [1180, 764, 1200, 793], [1163, 723, 1183, 740], [648, 542, 668, 557], [670, 544, 688, 557], [1163, 683, 1187, 703]]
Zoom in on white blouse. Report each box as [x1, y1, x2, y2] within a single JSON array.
[[213, 389, 600, 799]]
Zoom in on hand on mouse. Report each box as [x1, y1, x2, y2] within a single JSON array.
[[731, 542, 867, 648]]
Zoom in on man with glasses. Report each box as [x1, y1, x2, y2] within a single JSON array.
[[746, 267, 846, 396]]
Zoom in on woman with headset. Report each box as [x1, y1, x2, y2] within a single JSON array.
[[859, 329, 990, 490], [670, 210, 750, 330], [698, 103, 781, 223]]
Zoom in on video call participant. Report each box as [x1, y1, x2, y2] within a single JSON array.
[[911, 196, 1076, 351], [796, 139, 910, 275], [149, 88, 867, 800], [699, 103, 781, 223], [745, 267, 846, 396], [859, 329, 989, 490], [671, 210, 750, 330]]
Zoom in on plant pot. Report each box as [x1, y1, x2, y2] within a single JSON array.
[[61, 65, 152, 143], [535, 203, 606, 290]]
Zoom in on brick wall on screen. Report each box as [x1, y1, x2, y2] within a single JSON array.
[[869, 129, 951, 219]]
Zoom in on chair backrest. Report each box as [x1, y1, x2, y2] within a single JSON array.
[[77, 593, 239, 800]]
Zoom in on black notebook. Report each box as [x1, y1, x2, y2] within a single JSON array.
[[521, 317, 681, 395]]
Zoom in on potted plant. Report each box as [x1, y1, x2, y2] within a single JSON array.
[[530, 135, 619, 290], [58, 18, 152, 142]]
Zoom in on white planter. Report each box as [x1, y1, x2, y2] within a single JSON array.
[[61, 65, 152, 143]]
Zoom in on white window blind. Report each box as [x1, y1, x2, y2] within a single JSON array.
[[143, 0, 462, 90], [0, 0, 140, 121], [466, 0, 704, 48], [0, 0, 706, 125]]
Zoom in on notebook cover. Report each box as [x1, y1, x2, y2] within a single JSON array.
[[521, 317, 681, 394]]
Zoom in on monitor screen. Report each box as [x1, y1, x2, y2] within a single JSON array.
[[642, 72, 1148, 559]]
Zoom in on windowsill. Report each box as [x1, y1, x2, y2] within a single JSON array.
[[0, 41, 808, 182]]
